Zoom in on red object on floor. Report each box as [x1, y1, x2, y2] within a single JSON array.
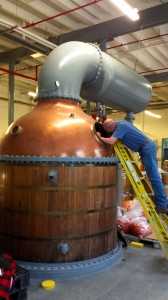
[[0, 253, 16, 300]]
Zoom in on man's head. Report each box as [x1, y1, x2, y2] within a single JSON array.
[[103, 119, 116, 133]]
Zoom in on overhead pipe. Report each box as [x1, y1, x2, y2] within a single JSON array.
[[16, 64, 42, 72], [0, 67, 38, 81], [0, 19, 56, 50], [23, 0, 102, 30], [0, 64, 42, 77], [37, 41, 152, 113], [140, 67, 168, 74], [107, 33, 168, 50], [153, 84, 168, 89]]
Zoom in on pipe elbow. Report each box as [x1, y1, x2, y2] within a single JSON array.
[[37, 41, 152, 113], [37, 41, 102, 102]]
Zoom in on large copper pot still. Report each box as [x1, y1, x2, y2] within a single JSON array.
[[0, 41, 152, 263], [0, 98, 118, 263]]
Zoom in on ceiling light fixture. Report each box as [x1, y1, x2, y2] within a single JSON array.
[[110, 0, 139, 21], [0, 18, 56, 49], [144, 110, 161, 119], [28, 91, 37, 98], [31, 52, 46, 58]]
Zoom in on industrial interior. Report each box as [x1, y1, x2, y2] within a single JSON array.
[[0, 1, 168, 300]]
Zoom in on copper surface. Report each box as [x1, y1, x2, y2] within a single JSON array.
[[0, 98, 112, 157]]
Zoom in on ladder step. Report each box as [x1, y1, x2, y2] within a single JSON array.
[[160, 214, 168, 227]]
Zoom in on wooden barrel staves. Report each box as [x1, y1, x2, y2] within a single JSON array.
[[0, 163, 118, 263]]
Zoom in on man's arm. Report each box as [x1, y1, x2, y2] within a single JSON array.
[[98, 135, 118, 145]]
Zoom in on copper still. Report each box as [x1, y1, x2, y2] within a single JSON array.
[[0, 98, 112, 157], [0, 98, 117, 263], [0, 41, 152, 265]]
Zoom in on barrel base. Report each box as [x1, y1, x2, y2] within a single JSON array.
[[17, 242, 123, 279]]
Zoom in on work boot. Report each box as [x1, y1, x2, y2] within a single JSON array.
[[155, 207, 168, 214]]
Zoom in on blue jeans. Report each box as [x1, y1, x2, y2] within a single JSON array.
[[140, 140, 168, 208]]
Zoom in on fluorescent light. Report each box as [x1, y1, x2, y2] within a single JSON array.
[[16, 27, 56, 49], [144, 110, 161, 119], [110, 0, 139, 21], [31, 52, 46, 58], [0, 18, 57, 49], [28, 91, 37, 98]]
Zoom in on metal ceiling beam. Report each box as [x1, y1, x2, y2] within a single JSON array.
[[3, 33, 49, 55], [0, 46, 41, 64], [0, 33, 48, 64], [50, 3, 168, 44], [145, 72, 168, 83], [147, 103, 168, 110], [0, 47, 35, 64]]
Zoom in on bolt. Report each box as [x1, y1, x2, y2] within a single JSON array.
[[55, 81, 60, 87], [70, 113, 75, 118]]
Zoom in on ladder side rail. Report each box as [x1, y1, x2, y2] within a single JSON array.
[[116, 141, 153, 193]]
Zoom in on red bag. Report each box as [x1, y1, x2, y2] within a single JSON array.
[[130, 217, 152, 238], [117, 215, 130, 234]]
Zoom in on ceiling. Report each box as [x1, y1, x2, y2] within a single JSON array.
[[0, 0, 168, 113]]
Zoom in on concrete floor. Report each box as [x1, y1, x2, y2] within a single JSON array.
[[27, 244, 168, 300]]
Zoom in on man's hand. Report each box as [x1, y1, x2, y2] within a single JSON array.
[[96, 132, 101, 137], [98, 135, 118, 145]]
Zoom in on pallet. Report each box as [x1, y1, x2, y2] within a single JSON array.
[[14, 265, 30, 290], [125, 233, 161, 249], [10, 288, 27, 300]]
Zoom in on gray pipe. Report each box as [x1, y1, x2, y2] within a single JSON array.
[[37, 41, 152, 113]]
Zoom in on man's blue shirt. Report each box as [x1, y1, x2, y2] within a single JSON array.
[[112, 120, 148, 152]]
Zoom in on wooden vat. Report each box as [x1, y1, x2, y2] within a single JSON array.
[[0, 163, 118, 263]]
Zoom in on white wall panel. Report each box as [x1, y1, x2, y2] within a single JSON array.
[[0, 99, 33, 135], [0, 100, 8, 135]]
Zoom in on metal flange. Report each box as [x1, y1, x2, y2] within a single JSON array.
[[0, 155, 119, 164]]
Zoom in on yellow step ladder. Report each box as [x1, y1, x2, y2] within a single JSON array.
[[114, 140, 168, 259]]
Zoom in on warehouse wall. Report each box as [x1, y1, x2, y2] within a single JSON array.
[[0, 98, 34, 135], [0, 83, 34, 135]]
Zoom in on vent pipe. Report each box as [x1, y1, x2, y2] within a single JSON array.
[[37, 41, 152, 113]]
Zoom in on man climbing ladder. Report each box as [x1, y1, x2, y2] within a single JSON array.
[[96, 119, 168, 259], [98, 118, 168, 213]]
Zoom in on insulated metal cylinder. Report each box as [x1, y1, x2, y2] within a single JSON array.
[[37, 41, 152, 113]]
